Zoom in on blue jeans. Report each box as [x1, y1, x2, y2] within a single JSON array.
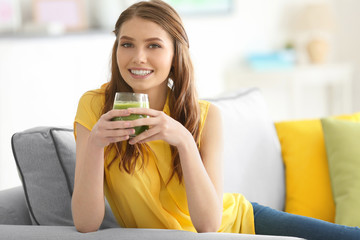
[[251, 202, 360, 240]]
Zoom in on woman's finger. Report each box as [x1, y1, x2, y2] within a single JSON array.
[[105, 128, 135, 138], [107, 120, 132, 130], [127, 107, 160, 117], [126, 116, 159, 128], [104, 109, 131, 121], [128, 126, 161, 145], [107, 135, 130, 143], [130, 134, 160, 145], [127, 110, 168, 128]]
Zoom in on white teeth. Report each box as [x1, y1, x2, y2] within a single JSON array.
[[131, 70, 152, 76]]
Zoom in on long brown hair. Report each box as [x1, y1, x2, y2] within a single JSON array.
[[103, 0, 200, 183]]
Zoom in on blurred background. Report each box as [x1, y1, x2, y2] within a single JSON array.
[[0, 0, 359, 190]]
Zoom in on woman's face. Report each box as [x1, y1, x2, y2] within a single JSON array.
[[117, 17, 174, 93]]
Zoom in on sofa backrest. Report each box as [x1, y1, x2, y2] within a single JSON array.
[[209, 88, 285, 211]]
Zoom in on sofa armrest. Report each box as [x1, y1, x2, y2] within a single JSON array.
[[0, 186, 32, 225]]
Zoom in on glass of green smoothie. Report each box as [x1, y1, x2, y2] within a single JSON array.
[[112, 92, 149, 138]]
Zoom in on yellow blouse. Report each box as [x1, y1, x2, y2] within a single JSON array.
[[74, 84, 255, 234]]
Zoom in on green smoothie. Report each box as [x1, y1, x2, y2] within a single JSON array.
[[112, 101, 149, 137]]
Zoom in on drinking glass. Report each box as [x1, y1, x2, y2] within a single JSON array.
[[112, 92, 149, 137]]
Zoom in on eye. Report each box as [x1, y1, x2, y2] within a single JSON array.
[[149, 44, 161, 49], [120, 43, 133, 48]]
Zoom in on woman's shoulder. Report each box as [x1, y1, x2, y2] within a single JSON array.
[[198, 100, 221, 136], [79, 83, 107, 104], [197, 100, 222, 152], [76, 83, 108, 121], [81, 83, 107, 98], [198, 100, 220, 119], [198, 99, 210, 114]]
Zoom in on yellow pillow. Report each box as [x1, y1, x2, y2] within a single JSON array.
[[275, 113, 360, 222]]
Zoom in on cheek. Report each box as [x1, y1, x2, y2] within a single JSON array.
[[116, 50, 124, 66], [116, 51, 129, 72], [116, 54, 129, 81], [158, 53, 174, 71]]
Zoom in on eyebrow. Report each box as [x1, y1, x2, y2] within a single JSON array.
[[119, 36, 164, 43]]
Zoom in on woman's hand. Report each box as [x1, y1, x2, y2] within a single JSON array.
[[126, 108, 191, 147], [89, 109, 136, 148]]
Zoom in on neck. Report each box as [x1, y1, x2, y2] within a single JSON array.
[[135, 82, 168, 111]]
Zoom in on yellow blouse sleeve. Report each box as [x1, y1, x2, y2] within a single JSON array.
[[73, 86, 106, 139]]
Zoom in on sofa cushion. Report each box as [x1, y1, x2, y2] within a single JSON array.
[[0, 225, 194, 240], [209, 88, 285, 211], [275, 112, 360, 222], [322, 118, 360, 227], [0, 225, 306, 240], [275, 119, 335, 222], [11, 127, 118, 228], [0, 186, 31, 225]]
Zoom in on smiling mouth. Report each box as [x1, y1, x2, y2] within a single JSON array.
[[130, 69, 153, 76]]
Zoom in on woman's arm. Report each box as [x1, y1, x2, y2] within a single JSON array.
[[178, 103, 223, 232], [128, 103, 223, 232], [72, 110, 134, 232], [72, 123, 106, 233]]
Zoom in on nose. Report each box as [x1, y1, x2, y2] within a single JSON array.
[[133, 47, 147, 64]]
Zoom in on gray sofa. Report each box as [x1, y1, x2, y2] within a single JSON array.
[[0, 88, 305, 239]]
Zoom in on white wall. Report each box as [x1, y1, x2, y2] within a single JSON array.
[[332, 0, 360, 111], [1, 0, 359, 190], [0, 34, 115, 190], [185, 0, 288, 97]]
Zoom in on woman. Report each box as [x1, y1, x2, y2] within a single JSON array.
[[72, 1, 360, 239]]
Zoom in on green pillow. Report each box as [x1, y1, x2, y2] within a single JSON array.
[[321, 118, 360, 227]]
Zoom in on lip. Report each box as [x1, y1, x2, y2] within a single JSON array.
[[128, 68, 153, 79]]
